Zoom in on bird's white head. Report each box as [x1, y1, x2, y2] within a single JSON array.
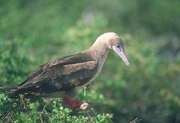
[[96, 32, 130, 67]]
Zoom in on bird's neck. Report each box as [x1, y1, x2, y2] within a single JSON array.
[[88, 43, 109, 62]]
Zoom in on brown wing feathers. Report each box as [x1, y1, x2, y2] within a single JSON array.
[[13, 53, 97, 97]]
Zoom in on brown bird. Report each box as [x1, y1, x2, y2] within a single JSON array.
[[0, 32, 130, 110]]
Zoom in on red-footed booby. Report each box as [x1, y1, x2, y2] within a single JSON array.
[[1, 32, 130, 110]]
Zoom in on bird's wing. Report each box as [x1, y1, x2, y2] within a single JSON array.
[[16, 54, 98, 95]]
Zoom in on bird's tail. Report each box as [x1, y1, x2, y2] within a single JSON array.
[[0, 84, 19, 98]]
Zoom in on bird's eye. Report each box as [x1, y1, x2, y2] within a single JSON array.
[[116, 44, 121, 51], [116, 45, 120, 48]]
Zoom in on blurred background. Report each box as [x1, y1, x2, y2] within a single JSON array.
[[0, 0, 180, 122]]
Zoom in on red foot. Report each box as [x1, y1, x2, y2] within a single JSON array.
[[62, 96, 83, 110]]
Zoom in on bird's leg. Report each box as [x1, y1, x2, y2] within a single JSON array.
[[84, 81, 95, 95], [62, 96, 95, 117], [83, 87, 87, 95], [63, 90, 83, 110], [62, 96, 82, 110], [62, 89, 94, 116], [63, 86, 93, 110]]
